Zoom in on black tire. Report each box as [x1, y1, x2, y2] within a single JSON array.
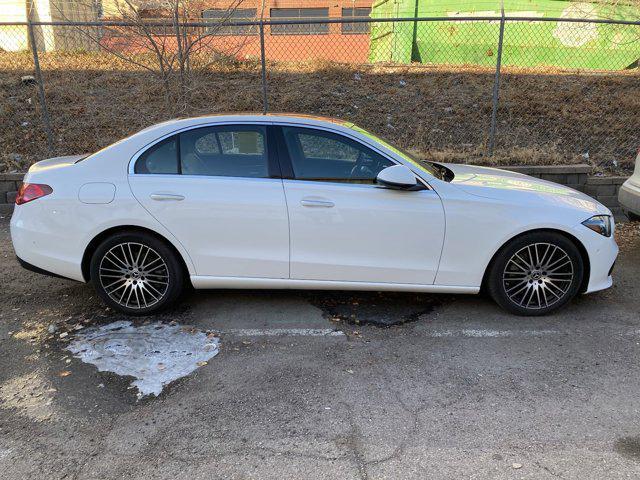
[[90, 232, 185, 315], [486, 232, 584, 316]]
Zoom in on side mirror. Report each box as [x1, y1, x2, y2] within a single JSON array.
[[376, 165, 422, 191]]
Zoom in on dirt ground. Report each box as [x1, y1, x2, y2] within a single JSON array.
[[0, 215, 639, 479]]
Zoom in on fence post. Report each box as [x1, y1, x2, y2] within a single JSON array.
[[259, 20, 269, 114], [488, 4, 505, 156], [26, 19, 55, 155]]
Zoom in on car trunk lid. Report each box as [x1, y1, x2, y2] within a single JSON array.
[[25, 155, 88, 179], [29, 155, 87, 171]]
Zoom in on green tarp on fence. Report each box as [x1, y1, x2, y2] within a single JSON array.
[[369, 0, 639, 70]]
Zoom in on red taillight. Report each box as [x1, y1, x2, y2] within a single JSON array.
[[15, 183, 53, 205]]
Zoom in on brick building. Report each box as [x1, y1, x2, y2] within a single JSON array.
[[113, 0, 376, 63], [0, 0, 376, 62], [221, 0, 375, 63]]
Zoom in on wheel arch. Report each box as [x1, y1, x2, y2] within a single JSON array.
[[81, 225, 192, 283], [481, 228, 591, 293]]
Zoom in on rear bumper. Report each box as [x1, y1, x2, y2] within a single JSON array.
[[10, 205, 86, 282], [17, 256, 78, 281], [618, 180, 640, 217]]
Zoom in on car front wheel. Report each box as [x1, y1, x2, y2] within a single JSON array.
[[487, 232, 584, 316], [90, 232, 184, 315]]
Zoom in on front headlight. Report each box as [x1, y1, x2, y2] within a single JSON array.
[[582, 215, 612, 237]]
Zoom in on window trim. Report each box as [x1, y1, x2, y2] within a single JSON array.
[[129, 122, 279, 179], [128, 121, 431, 189]]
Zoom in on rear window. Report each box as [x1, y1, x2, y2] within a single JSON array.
[[134, 137, 179, 174]]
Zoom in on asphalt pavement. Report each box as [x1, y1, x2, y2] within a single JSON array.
[[0, 215, 639, 480]]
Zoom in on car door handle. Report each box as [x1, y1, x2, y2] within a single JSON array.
[[301, 198, 334, 208], [150, 193, 185, 201]]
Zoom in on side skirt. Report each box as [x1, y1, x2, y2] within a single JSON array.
[[190, 276, 480, 294]]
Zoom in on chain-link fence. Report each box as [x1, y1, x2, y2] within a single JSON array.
[[0, 16, 638, 173]]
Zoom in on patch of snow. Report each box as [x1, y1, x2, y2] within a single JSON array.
[[67, 321, 219, 399]]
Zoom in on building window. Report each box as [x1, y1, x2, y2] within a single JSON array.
[[270, 8, 329, 35], [341, 8, 371, 34], [138, 9, 173, 36], [203, 8, 258, 35]]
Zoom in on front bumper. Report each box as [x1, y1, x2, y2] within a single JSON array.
[[618, 180, 640, 217], [572, 222, 618, 294]]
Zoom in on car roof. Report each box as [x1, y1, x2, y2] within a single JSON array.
[[137, 113, 356, 136]]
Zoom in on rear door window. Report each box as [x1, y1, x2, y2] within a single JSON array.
[[179, 126, 268, 178]]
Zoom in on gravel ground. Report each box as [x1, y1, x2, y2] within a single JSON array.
[[0, 215, 639, 480]]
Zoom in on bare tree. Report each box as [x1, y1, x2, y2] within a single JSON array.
[[46, 0, 254, 114], [566, 0, 640, 22], [563, 1, 640, 65]]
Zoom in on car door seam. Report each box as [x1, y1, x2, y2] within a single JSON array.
[[280, 179, 293, 279], [429, 182, 449, 286], [125, 174, 198, 275]]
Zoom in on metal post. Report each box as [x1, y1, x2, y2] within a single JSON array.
[[27, 19, 54, 154], [488, 4, 505, 156], [259, 21, 268, 114]]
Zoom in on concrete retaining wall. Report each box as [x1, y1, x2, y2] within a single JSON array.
[[504, 165, 628, 218], [0, 165, 630, 218], [0, 173, 22, 215]]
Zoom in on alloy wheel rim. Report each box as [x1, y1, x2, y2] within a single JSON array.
[[99, 242, 169, 309], [502, 242, 574, 310]]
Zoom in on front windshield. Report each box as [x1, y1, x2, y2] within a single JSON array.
[[346, 123, 437, 177]]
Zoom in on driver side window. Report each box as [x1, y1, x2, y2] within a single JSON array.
[[282, 127, 394, 183]]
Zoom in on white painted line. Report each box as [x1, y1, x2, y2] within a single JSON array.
[[425, 329, 560, 338], [218, 328, 345, 337]]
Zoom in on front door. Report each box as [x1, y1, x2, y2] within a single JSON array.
[[277, 126, 445, 285], [129, 124, 289, 279]]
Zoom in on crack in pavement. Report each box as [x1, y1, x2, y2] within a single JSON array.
[[366, 392, 422, 469], [534, 460, 566, 479], [342, 402, 370, 480]]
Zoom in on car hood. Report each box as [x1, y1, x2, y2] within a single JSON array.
[[441, 163, 609, 216]]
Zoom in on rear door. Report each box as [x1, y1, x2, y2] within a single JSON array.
[[129, 123, 289, 278], [276, 125, 445, 285]]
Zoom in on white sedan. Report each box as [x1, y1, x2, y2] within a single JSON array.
[[10, 114, 618, 316]]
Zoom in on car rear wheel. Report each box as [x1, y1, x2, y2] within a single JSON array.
[[90, 232, 184, 315], [487, 232, 584, 316]]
